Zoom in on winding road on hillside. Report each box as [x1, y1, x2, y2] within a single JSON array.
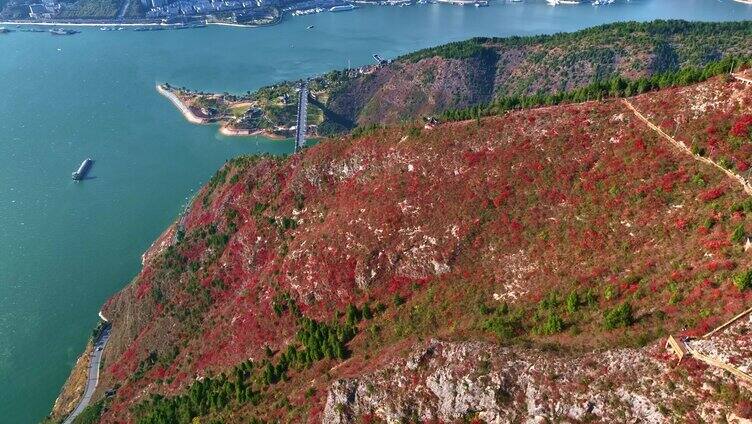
[[62, 325, 111, 424]]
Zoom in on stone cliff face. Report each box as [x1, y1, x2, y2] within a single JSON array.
[[322, 340, 715, 423], [62, 73, 752, 422]]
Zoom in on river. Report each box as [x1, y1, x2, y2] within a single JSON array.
[[2, 0, 752, 422]]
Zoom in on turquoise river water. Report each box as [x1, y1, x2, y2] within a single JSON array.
[[2, 0, 752, 422]]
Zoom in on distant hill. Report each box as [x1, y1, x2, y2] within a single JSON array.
[[321, 20, 752, 130], [180, 20, 752, 137]]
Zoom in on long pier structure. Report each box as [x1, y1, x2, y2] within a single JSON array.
[[294, 80, 309, 153]]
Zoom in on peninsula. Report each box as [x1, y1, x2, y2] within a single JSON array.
[[156, 83, 302, 138], [53, 60, 752, 422], [159, 20, 752, 140]]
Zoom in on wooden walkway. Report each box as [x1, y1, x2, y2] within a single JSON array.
[[622, 99, 752, 196], [734, 74, 752, 85], [664, 309, 752, 384], [703, 304, 752, 339], [623, 81, 752, 383], [683, 342, 752, 383]]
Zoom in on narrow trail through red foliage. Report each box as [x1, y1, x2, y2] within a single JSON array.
[[623, 98, 752, 196]]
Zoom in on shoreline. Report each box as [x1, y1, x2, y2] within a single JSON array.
[[157, 84, 286, 139], [0, 20, 263, 28], [218, 125, 285, 139], [156, 84, 209, 125], [61, 324, 111, 424], [48, 342, 93, 422], [0, 20, 178, 27]]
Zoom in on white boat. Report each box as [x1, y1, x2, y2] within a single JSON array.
[[330, 4, 358, 11]]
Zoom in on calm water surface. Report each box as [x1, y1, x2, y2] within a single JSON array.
[[2, 0, 752, 421]]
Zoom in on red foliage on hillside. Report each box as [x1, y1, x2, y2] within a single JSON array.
[[95, 76, 752, 422]]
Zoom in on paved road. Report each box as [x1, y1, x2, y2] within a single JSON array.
[[62, 325, 111, 424]]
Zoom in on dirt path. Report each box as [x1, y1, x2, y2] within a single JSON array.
[[116, 0, 130, 20], [622, 99, 752, 196]]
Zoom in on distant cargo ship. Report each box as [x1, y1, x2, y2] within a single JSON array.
[[72, 158, 93, 180], [330, 4, 358, 11]]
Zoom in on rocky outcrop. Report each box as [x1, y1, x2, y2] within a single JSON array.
[[324, 339, 737, 423]]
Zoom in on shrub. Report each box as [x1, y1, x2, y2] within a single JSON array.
[[565, 290, 580, 314], [699, 187, 725, 203], [718, 157, 734, 170], [732, 224, 746, 244], [731, 198, 752, 213], [538, 292, 560, 310], [482, 310, 523, 341], [584, 289, 598, 307], [603, 302, 634, 330], [345, 304, 362, 326], [351, 124, 383, 139], [691, 173, 706, 187], [734, 269, 752, 291], [737, 399, 752, 419], [362, 303, 373, 320], [730, 115, 752, 139], [535, 312, 564, 335]]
